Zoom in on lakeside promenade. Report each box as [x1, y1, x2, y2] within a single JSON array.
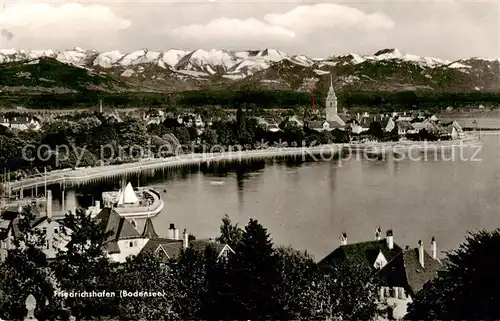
[[6, 138, 480, 193]]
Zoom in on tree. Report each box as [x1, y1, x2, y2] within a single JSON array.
[[406, 229, 500, 321], [216, 215, 243, 248], [273, 247, 320, 320], [223, 219, 280, 320], [202, 128, 218, 146], [0, 206, 68, 321], [115, 252, 178, 320], [169, 247, 207, 319], [368, 121, 384, 140], [173, 127, 190, 145], [389, 125, 400, 142], [51, 209, 118, 319], [236, 107, 248, 143], [314, 261, 380, 321], [199, 245, 227, 321]]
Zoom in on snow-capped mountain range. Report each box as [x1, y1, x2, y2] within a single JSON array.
[[2, 47, 500, 92]]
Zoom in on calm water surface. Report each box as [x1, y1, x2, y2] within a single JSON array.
[[49, 129, 500, 261]]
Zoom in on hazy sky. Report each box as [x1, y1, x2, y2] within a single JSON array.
[[0, 0, 498, 60]]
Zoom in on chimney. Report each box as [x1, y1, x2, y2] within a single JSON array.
[[183, 229, 189, 249], [431, 236, 437, 260], [418, 240, 425, 268], [46, 190, 52, 219], [174, 227, 180, 240], [375, 226, 381, 240], [340, 232, 347, 246], [386, 230, 394, 250], [167, 224, 175, 240]]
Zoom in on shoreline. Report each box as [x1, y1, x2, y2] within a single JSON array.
[[5, 138, 481, 192]]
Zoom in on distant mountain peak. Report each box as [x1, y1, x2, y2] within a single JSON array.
[[374, 48, 402, 56], [0, 47, 499, 93]]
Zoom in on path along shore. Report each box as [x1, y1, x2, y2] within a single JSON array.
[[6, 138, 481, 192]]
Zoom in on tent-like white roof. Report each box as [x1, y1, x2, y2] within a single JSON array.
[[117, 182, 139, 205]]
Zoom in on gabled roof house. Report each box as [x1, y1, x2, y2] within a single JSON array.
[[140, 224, 234, 261], [319, 229, 443, 320]]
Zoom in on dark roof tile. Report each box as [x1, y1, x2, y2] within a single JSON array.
[[94, 208, 143, 254], [319, 239, 403, 272], [142, 217, 158, 239], [378, 248, 443, 295]]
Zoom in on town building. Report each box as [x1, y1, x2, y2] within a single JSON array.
[[306, 76, 347, 132], [95, 207, 233, 263], [319, 229, 443, 320], [0, 116, 41, 131], [94, 207, 151, 263], [323, 76, 346, 129], [256, 117, 281, 132], [0, 191, 70, 260], [144, 110, 166, 125], [140, 224, 234, 261]]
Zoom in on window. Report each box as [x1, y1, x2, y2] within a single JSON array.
[[134, 240, 138, 247], [129, 241, 134, 247], [54, 228, 58, 234]]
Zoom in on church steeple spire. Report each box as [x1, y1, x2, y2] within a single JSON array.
[[324, 74, 346, 127]]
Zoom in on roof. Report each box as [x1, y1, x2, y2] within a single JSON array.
[[319, 239, 403, 272], [380, 118, 392, 128], [325, 120, 344, 129], [94, 208, 142, 254], [0, 209, 61, 241], [378, 248, 443, 296], [397, 121, 414, 131], [142, 217, 158, 239], [359, 117, 374, 128], [140, 238, 232, 260], [307, 120, 325, 129], [190, 239, 228, 255], [141, 238, 183, 259], [338, 114, 351, 123]]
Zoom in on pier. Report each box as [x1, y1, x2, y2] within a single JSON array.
[[113, 188, 164, 219]]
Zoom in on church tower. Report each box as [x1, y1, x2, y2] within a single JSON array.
[[325, 75, 338, 122]]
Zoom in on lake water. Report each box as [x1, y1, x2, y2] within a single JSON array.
[[48, 125, 500, 261]]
